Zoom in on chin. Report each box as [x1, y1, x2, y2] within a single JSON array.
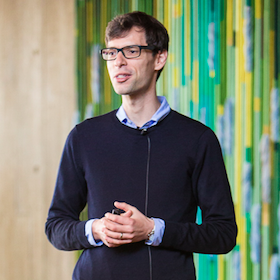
[[114, 90, 130, 96], [113, 87, 133, 96]]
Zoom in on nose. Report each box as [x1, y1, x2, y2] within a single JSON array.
[[114, 51, 127, 67]]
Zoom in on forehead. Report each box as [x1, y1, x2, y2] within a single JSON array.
[[106, 27, 147, 48]]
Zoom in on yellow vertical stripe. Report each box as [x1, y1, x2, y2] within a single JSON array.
[[193, 61, 199, 104], [87, 57, 92, 102], [173, 1, 182, 18], [218, 255, 224, 280], [235, 1, 246, 279], [262, 203, 270, 226], [100, 0, 107, 44], [218, 105, 224, 116], [245, 72, 252, 147], [269, 31, 275, 89], [173, 67, 179, 88], [104, 67, 111, 104], [185, 0, 191, 76], [255, 0, 262, 19], [254, 97, 261, 112], [227, 0, 233, 45], [164, 0, 170, 36], [86, 1, 93, 43]]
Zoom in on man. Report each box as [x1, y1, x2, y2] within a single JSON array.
[[46, 11, 237, 280]]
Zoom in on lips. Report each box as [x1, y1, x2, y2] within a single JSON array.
[[114, 73, 131, 83]]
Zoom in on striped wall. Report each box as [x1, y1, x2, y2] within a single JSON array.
[[75, 1, 280, 279]]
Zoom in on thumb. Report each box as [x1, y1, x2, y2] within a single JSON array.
[[122, 209, 133, 217], [114, 201, 134, 213]]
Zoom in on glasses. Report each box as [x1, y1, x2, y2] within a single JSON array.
[[100, 45, 155, 61]]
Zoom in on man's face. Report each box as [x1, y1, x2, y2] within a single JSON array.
[[106, 27, 158, 97]]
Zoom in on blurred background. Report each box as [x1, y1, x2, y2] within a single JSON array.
[[1, 0, 279, 280], [0, 1, 75, 279]]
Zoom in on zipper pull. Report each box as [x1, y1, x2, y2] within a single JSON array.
[[141, 128, 148, 135]]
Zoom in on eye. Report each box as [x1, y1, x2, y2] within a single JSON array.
[[128, 49, 137, 54], [108, 50, 116, 56], [103, 49, 116, 57], [124, 46, 140, 57]]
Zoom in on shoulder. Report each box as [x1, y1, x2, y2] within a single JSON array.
[[75, 110, 117, 132], [164, 110, 222, 152], [168, 110, 211, 136], [65, 110, 118, 145]]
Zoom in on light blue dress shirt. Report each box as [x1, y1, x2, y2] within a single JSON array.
[[85, 96, 170, 246]]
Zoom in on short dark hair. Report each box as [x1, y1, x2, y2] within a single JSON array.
[[105, 11, 169, 79]]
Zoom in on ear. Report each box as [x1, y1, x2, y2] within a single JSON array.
[[154, 50, 168, 71]]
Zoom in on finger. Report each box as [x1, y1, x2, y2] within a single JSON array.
[[105, 212, 133, 226], [104, 212, 120, 223], [104, 231, 134, 246], [114, 201, 134, 212], [103, 217, 133, 235], [103, 228, 133, 241], [105, 236, 131, 246], [121, 209, 133, 217], [103, 238, 121, 248]]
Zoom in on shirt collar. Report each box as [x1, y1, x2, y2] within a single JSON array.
[[116, 96, 171, 129]]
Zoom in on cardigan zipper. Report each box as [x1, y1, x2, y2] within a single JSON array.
[[144, 135, 153, 280], [145, 135, 151, 216]]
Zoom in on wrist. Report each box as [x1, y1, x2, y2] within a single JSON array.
[[91, 219, 101, 241], [146, 218, 155, 240]]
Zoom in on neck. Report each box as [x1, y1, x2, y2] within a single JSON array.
[[122, 93, 160, 128]]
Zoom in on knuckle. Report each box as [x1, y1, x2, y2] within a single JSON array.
[[128, 227, 134, 234], [129, 220, 135, 227], [110, 224, 118, 231]]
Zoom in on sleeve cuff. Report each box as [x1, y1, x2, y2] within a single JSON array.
[[85, 219, 103, 246], [145, 218, 165, 246]]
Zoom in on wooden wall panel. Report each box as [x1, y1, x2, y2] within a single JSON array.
[[0, 1, 76, 279]]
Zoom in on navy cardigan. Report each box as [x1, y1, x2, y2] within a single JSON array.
[[46, 110, 237, 280]]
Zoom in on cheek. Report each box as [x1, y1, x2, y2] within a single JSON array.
[[139, 62, 155, 78]]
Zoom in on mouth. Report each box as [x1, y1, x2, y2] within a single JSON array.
[[114, 73, 131, 83]]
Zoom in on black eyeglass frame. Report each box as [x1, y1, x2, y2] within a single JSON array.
[[100, 45, 156, 61]]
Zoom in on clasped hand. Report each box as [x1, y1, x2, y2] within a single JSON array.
[[92, 201, 154, 248]]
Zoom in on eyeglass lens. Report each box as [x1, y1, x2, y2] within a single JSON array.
[[102, 46, 141, 60]]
